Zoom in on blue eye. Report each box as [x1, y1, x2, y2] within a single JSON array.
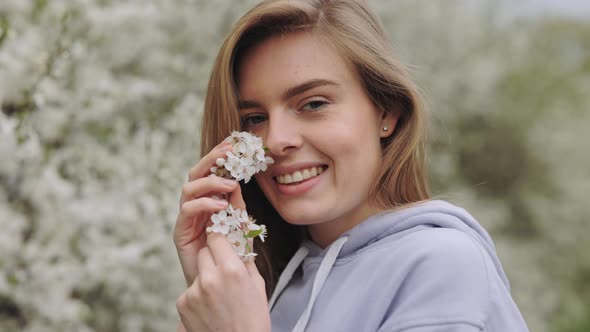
[[301, 100, 327, 112], [241, 114, 267, 129]]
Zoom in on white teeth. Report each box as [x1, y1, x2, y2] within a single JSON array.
[[276, 166, 325, 184], [292, 171, 303, 182], [302, 169, 311, 180]]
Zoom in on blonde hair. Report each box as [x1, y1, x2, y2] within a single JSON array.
[[200, 0, 430, 294]]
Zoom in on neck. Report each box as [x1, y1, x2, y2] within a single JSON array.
[[307, 203, 382, 248]]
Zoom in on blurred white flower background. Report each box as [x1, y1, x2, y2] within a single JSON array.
[[0, 0, 588, 331]]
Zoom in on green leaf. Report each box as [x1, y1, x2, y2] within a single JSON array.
[[245, 229, 262, 238], [33, 0, 48, 19], [7, 274, 18, 286], [0, 16, 9, 48]]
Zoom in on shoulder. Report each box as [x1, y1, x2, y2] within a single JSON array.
[[385, 228, 492, 328], [401, 227, 490, 269], [396, 228, 491, 290]]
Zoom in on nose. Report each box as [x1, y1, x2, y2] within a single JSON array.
[[263, 111, 302, 158]]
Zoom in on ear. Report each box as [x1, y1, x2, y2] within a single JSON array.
[[379, 110, 401, 138]]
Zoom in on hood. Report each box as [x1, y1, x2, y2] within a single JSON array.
[[300, 199, 509, 288]]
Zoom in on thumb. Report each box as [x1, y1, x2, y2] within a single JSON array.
[[228, 182, 247, 210]]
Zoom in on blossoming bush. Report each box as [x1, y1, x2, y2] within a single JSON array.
[[1, 0, 589, 331], [0, 0, 257, 331]]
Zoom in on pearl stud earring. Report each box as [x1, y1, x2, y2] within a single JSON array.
[[383, 126, 389, 131]]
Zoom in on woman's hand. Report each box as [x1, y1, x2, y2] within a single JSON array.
[[173, 141, 238, 286], [176, 233, 271, 332]]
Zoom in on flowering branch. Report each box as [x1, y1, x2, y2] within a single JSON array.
[[207, 131, 273, 261], [206, 204, 267, 261]]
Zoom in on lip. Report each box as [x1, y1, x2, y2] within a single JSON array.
[[274, 167, 325, 196], [269, 162, 327, 177]]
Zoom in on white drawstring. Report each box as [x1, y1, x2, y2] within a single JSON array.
[[269, 237, 349, 331], [269, 246, 310, 310], [292, 237, 349, 332]]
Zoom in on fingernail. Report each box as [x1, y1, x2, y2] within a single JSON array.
[[216, 200, 228, 207]]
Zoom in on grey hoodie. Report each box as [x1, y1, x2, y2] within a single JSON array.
[[269, 200, 529, 331]]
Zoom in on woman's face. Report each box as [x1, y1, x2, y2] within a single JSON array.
[[236, 31, 397, 246]]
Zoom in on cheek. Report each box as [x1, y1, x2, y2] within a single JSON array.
[[329, 136, 383, 185], [324, 119, 381, 160]]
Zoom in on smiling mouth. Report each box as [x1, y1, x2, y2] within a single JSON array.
[[274, 165, 327, 185]]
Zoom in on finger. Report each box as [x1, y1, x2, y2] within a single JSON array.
[[178, 197, 228, 221], [244, 259, 259, 276], [228, 182, 247, 210], [179, 176, 238, 206], [207, 232, 243, 267], [245, 259, 267, 296], [188, 142, 233, 181], [175, 198, 228, 234], [196, 246, 216, 274]]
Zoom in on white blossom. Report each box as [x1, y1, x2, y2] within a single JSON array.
[[207, 204, 265, 261], [207, 131, 272, 259], [210, 131, 274, 183]]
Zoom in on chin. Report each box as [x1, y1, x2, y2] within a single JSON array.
[[274, 205, 325, 226]]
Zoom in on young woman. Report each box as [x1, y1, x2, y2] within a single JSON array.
[[173, 0, 530, 331]]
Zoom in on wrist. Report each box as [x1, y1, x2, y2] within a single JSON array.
[[236, 316, 270, 332]]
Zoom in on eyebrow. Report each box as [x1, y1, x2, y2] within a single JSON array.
[[238, 79, 339, 110]]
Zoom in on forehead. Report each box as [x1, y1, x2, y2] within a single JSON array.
[[236, 31, 355, 98]]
